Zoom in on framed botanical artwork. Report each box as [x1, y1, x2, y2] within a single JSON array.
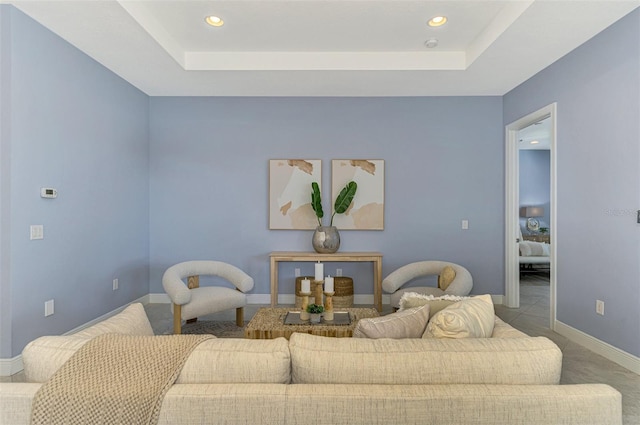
[[331, 159, 384, 230], [269, 159, 321, 230]]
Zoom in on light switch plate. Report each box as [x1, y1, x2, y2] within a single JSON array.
[[45, 299, 54, 317]]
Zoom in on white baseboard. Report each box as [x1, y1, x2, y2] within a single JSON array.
[[0, 355, 23, 377], [554, 320, 640, 375]]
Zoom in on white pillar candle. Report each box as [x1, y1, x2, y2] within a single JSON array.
[[325, 276, 334, 293], [314, 262, 324, 281], [301, 278, 311, 293]]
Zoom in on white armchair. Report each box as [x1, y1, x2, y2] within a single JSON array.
[[162, 261, 254, 334], [382, 261, 473, 309]]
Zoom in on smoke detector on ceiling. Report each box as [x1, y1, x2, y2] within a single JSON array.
[[424, 39, 439, 48]]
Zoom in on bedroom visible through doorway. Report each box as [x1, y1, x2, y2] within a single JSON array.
[[504, 103, 557, 331], [518, 118, 551, 326]]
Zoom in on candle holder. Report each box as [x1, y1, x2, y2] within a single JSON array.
[[323, 291, 335, 321], [312, 280, 324, 306], [299, 292, 311, 320]]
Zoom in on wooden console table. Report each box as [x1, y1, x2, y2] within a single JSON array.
[[269, 251, 383, 311]]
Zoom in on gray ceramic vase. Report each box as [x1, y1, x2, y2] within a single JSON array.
[[312, 226, 340, 254]]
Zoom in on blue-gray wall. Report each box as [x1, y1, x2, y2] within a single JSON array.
[[149, 97, 504, 298], [504, 9, 640, 357], [0, 6, 150, 357], [2, 4, 638, 361], [519, 150, 551, 232]]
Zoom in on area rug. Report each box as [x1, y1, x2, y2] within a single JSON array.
[[179, 321, 246, 338]]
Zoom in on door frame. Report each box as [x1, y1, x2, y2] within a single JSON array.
[[504, 103, 557, 329]]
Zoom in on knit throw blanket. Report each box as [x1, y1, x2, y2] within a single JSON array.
[[31, 333, 212, 425]]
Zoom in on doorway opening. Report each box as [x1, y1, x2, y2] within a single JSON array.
[[504, 103, 557, 330]]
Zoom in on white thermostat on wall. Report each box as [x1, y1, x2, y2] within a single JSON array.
[[40, 188, 57, 199]]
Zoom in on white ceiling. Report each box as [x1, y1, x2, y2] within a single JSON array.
[[7, 0, 640, 96]]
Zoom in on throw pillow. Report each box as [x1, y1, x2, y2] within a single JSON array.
[[353, 304, 430, 339], [519, 242, 532, 256], [423, 294, 495, 339], [398, 292, 471, 319], [542, 243, 550, 256], [519, 241, 550, 257], [437, 265, 456, 290], [527, 241, 547, 256]]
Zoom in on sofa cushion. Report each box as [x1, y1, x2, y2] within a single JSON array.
[[352, 305, 430, 339], [289, 333, 562, 385], [72, 303, 154, 338], [24, 336, 291, 385], [282, 384, 622, 425], [176, 338, 291, 384], [23, 303, 155, 382], [423, 294, 495, 339], [492, 316, 529, 338], [22, 337, 90, 383]]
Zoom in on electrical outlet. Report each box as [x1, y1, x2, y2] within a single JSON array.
[[45, 299, 54, 317], [30, 225, 44, 240], [461, 220, 469, 230], [294, 268, 300, 277], [596, 300, 605, 316], [112, 278, 119, 291], [336, 268, 343, 277]]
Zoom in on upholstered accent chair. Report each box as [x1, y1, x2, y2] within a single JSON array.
[[162, 261, 254, 334], [382, 261, 473, 309]]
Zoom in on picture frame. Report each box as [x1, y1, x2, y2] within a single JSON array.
[[331, 159, 384, 230], [269, 159, 321, 230]]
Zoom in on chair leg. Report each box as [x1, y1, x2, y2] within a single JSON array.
[[173, 304, 182, 334], [236, 307, 244, 327]]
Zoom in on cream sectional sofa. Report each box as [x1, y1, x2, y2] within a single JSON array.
[[0, 303, 622, 425]]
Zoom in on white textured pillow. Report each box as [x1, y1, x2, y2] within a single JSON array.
[[398, 292, 471, 319], [353, 304, 430, 339], [423, 294, 495, 339]]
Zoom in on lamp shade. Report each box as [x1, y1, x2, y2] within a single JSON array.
[[524, 206, 544, 217]]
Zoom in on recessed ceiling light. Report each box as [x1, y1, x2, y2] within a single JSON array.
[[428, 16, 447, 27], [530, 140, 540, 144], [205, 15, 224, 27]]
